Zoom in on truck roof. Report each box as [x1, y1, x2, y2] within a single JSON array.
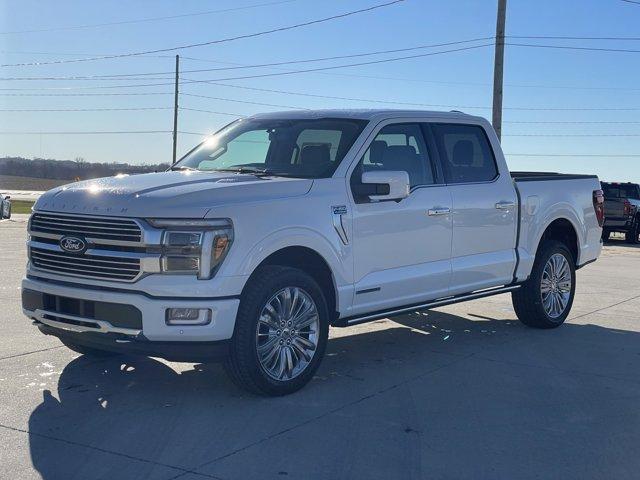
[[248, 108, 484, 122]]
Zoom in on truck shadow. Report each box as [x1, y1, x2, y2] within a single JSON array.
[[27, 309, 640, 479]]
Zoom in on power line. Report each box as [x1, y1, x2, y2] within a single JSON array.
[[185, 82, 640, 111], [508, 42, 640, 54], [0, 92, 173, 96], [505, 120, 640, 124], [1, 0, 406, 67], [506, 153, 640, 157], [0, 43, 493, 90], [504, 133, 640, 137], [5, 39, 640, 92], [183, 81, 480, 109], [0, 38, 493, 81], [0, 76, 176, 82], [0, 106, 171, 112], [620, 0, 640, 4], [182, 93, 308, 110], [179, 107, 246, 117], [0, 130, 172, 135], [508, 34, 640, 40], [179, 131, 210, 136], [0, 0, 300, 35], [174, 43, 494, 85], [0, 81, 174, 91]]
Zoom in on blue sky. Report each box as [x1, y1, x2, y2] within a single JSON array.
[[1, 0, 640, 183]]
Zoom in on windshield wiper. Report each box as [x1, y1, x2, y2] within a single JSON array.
[[170, 165, 198, 171], [215, 166, 276, 176]]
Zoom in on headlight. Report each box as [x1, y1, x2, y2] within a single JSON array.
[[147, 218, 233, 280]]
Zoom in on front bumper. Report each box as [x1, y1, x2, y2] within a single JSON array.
[[35, 324, 230, 362], [22, 277, 240, 345]]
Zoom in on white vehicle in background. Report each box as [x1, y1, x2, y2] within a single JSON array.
[[22, 109, 604, 395], [1, 193, 11, 219]]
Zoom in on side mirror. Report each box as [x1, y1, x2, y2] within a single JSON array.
[[360, 170, 410, 202]]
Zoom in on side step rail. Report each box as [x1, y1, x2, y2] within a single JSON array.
[[335, 284, 521, 327]]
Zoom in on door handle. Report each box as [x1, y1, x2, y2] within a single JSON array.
[[495, 202, 516, 210], [427, 208, 451, 216]]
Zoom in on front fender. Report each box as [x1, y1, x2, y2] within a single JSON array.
[[235, 227, 352, 312]]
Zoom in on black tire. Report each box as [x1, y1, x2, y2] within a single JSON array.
[[512, 240, 576, 329], [223, 266, 329, 396], [625, 219, 640, 244], [60, 339, 119, 357]]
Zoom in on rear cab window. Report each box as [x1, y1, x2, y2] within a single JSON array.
[[430, 123, 498, 184], [602, 184, 640, 200]]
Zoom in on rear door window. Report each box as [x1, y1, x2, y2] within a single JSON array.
[[431, 124, 498, 184]]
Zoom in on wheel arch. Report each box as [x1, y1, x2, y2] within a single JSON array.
[[236, 229, 347, 321], [536, 217, 580, 265]]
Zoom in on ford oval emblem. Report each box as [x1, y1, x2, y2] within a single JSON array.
[[59, 236, 87, 254]]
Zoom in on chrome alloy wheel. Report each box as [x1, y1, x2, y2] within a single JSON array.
[[255, 287, 320, 381], [540, 253, 572, 319]]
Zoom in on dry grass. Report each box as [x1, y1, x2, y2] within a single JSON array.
[[10, 200, 35, 214], [0, 175, 71, 191]]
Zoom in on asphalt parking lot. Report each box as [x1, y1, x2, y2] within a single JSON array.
[[2, 214, 640, 480]]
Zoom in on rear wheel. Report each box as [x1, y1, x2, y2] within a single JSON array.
[[512, 240, 576, 329], [224, 266, 329, 396], [625, 219, 640, 244]]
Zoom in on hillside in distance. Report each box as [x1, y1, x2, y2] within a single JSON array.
[[0, 157, 170, 185]]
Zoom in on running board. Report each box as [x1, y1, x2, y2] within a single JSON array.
[[335, 284, 521, 327]]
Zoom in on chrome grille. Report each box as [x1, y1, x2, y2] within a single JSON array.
[[30, 212, 142, 243], [30, 247, 141, 281]]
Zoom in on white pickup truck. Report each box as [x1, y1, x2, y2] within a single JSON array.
[[22, 109, 604, 395]]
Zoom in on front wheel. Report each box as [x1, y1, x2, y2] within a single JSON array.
[[512, 240, 576, 329], [223, 266, 329, 396]]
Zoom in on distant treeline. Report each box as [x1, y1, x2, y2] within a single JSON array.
[[0, 157, 170, 181]]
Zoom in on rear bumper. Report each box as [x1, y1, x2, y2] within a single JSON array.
[[604, 218, 633, 229], [22, 276, 240, 346]]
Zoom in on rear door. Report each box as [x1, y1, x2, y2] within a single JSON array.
[[429, 122, 518, 295], [349, 122, 453, 315]]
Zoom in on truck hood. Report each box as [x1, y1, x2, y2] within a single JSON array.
[[34, 171, 313, 218]]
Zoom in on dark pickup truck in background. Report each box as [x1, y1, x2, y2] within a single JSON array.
[[602, 182, 640, 244]]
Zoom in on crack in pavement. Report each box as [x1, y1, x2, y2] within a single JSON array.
[[570, 292, 640, 321], [0, 423, 225, 480], [166, 353, 475, 480], [0, 346, 64, 361]]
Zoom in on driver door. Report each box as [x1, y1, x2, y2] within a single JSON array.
[[349, 122, 453, 315]]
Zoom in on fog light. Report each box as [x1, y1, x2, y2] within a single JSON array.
[[162, 256, 200, 272], [166, 308, 211, 325]]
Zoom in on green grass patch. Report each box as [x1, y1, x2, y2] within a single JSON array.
[[10, 200, 35, 214]]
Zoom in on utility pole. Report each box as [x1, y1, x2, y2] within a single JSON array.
[[492, 0, 507, 141], [172, 55, 179, 164]]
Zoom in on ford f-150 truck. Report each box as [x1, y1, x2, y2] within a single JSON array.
[[22, 110, 604, 395], [601, 181, 640, 244]]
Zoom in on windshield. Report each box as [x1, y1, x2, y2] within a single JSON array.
[[174, 117, 368, 178]]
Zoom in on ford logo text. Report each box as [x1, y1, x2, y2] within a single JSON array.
[[59, 236, 87, 254]]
